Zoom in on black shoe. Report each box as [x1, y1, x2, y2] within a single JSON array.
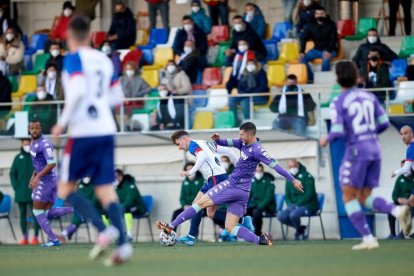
[[259, 233, 272, 246], [294, 226, 307, 240]]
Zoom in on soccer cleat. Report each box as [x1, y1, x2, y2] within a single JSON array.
[[89, 226, 119, 260], [351, 238, 379, 250], [241, 216, 255, 233], [41, 239, 61, 247], [176, 235, 196, 246], [56, 233, 68, 243], [386, 234, 396, 240], [18, 239, 29, 245], [156, 221, 173, 234], [30, 237, 40, 245], [104, 243, 133, 267], [397, 205, 412, 236], [259, 233, 272, 246]]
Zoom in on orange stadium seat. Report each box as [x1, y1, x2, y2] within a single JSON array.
[[202, 67, 222, 86]]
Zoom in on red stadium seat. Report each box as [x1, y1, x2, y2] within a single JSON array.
[[122, 49, 143, 68], [91, 31, 107, 49], [209, 25, 229, 45], [202, 67, 222, 86], [337, 19, 355, 38]]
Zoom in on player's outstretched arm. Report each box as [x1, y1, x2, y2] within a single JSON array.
[[217, 145, 239, 165], [392, 160, 413, 178], [211, 133, 242, 149], [182, 151, 208, 177]]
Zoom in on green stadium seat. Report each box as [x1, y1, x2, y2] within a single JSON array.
[[321, 84, 341, 107], [398, 36, 414, 58], [210, 43, 229, 67], [133, 90, 159, 114], [8, 75, 18, 92], [214, 111, 236, 128], [23, 53, 50, 75], [345, 18, 377, 41]]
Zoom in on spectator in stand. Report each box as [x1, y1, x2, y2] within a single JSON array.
[[283, 0, 299, 24], [226, 39, 256, 94], [29, 83, 57, 134], [45, 41, 64, 72], [203, 0, 228, 26], [270, 74, 316, 136], [296, 0, 323, 38], [100, 41, 122, 77], [107, 2, 136, 50], [75, 0, 100, 21], [229, 58, 269, 123], [389, 0, 412, 36], [49, 1, 75, 45], [352, 29, 397, 69], [0, 4, 22, 37], [173, 15, 208, 62], [177, 40, 200, 84], [220, 155, 235, 174], [0, 26, 24, 75], [146, 0, 170, 31], [161, 60, 192, 96], [226, 15, 267, 63], [247, 164, 276, 236], [242, 2, 266, 39], [44, 64, 64, 100], [0, 71, 12, 121], [299, 7, 337, 83], [190, 0, 212, 35], [357, 48, 391, 104], [120, 61, 151, 98], [171, 162, 204, 231]]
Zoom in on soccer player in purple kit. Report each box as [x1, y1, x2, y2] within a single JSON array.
[[157, 122, 303, 245], [28, 120, 73, 247], [320, 61, 412, 250]]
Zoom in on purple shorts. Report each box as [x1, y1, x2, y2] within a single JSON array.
[[31, 180, 57, 204], [339, 157, 381, 189], [207, 180, 249, 218]]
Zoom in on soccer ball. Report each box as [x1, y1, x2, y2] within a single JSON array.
[[159, 231, 177, 247]]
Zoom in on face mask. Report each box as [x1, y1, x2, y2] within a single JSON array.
[[367, 36, 378, 44], [183, 24, 193, 32], [287, 84, 297, 91], [125, 69, 135, 78], [184, 46, 193, 54], [246, 64, 256, 72], [23, 145, 30, 153], [47, 71, 56, 79], [50, 49, 60, 57], [289, 167, 299, 175], [221, 161, 230, 170], [102, 45, 111, 55], [255, 172, 264, 180], [188, 175, 196, 181], [82, 177, 91, 184], [167, 65, 176, 74], [234, 23, 243, 32], [113, 179, 119, 186], [5, 33, 14, 42], [37, 91, 47, 100], [159, 89, 168, 98], [238, 45, 248, 53], [63, 8, 72, 17], [246, 11, 254, 17], [369, 56, 379, 62], [303, 0, 311, 6], [191, 6, 200, 13], [316, 16, 326, 23]]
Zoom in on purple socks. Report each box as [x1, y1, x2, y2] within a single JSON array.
[[232, 226, 260, 244], [35, 212, 57, 241], [47, 207, 74, 219], [366, 196, 394, 214], [171, 205, 199, 228], [345, 199, 372, 237]]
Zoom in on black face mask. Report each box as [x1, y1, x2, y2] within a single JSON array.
[[369, 56, 379, 62], [316, 17, 326, 22], [287, 84, 297, 91]]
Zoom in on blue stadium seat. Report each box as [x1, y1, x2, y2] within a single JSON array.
[[138, 45, 154, 65], [389, 59, 408, 82], [304, 193, 326, 240], [134, 195, 154, 242], [264, 40, 279, 61], [191, 87, 208, 108], [149, 28, 169, 46], [0, 194, 17, 241], [30, 34, 48, 51], [271, 22, 293, 41], [263, 193, 286, 240]]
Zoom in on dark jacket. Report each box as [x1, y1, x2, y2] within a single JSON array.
[[0, 16, 23, 37], [9, 148, 34, 203], [249, 172, 276, 213], [0, 73, 12, 112], [45, 55, 64, 72], [392, 175, 414, 203], [155, 94, 185, 130], [173, 24, 208, 56], [179, 174, 204, 207], [242, 4, 266, 39], [296, 3, 323, 33], [108, 8, 137, 50], [359, 62, 391, 103], [238, 67, 269, 94], [29, 94, 57, 134], [230, 21, 267, 61], [178, 49, 201, 84], [190, 7, 212, 35], [352, 38, 398, 69], [300, 16, 337, 53], [116, 174, 147, 215], [285, 163, 318, 212]]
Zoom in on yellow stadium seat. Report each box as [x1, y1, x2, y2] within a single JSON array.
[[141, 65, 160, 88], [153, 47, 174, 68], [136, 29, 149, 45], [14, 75, 37, 97], [267, 63, 286, 87], [388, 104, 405, 115], [212, 67, 232, 88], [305, 40, 343, 64], [192, 111, 214, 129], [287, 63, 308, 84], [278, 42, 299, 63]]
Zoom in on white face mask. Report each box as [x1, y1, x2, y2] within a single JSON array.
[[303, 0, 311, 7], [22, 145, 30, 153], [221, 161, 230, 170], [255, 172, 264, 180], [367, 36, 378, 44], [234, 23, 243, 32], [102, 45, 111, 55], [113, 179, 119, 186], [47, 71, 56, 79], [246, 64, 256, 72], [191, 6, 200, 13], [37, 91, 47, 100], [183, 24, 193, 32], [184, 46, 193, 54], [5, 33, 14, 42], [289, 167, 299, 175], [238, 45, 248, 52], [159, 90, 169, 98], [82, 177, 91, 184], [50, 49, 60, 57], [63, 8, 72, 17], [125, 69, 135, 78], [246, 11, 254, 17], [167, 65, 176, 74]]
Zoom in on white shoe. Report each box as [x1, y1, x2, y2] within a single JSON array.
[[352, 238, 379, 250], [104, 243, 133, 266], [89, 226, 119, 260], [396, 205, 412, 236]]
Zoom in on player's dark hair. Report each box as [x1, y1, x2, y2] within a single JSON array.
[[335, 61, 358, 89], [115, 169, 124, 176], [240, 122, 256, 135], [171, 130, 190, 143], [182, 15, 193, 22], [233, 15, 243, 20], [287, 74, 297, 81], [68, 16, 91, 42], [49, 41, 62, 48]]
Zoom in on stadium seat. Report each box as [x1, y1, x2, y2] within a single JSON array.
[[23, 53, 50, 75], [214, 111, 236, 128], [117, 49, 131, 61], [29, 33, 48, 51], [122, 49, 143, 69], [157, 27, 180, 48], [0, 194, 17, 241], [388, 104, 405, 115], [141, 65, 160, 88], [153, 47, 174, 68], [8, 76, 18, 92], [263, 193, 286, 240], [148, 28, 169, 46], [287, 64, 308, 84], [267, 63, 286, 87], [265, 23, 271, 39], [271, 22, 293, 41], [136, 29, 149, 45], [192, 111, 214, 129], [91, 31, 107, 48], [304, 193, 326, 240], [337, 19, 355, 38], [139, 45, 154, 65], [202, 67, 222, 86], [134, 195, 155, 242], [278, 42, 299, 63], [130, 113, 150, 131], [210, 43, 229, 67], [389, 59, 408, 82], [133, 89, 160, 114], [264, 40, 279, 61], [191, 87, 208, 108], [345, 18, 377, 41], [212, 67, 232, 89], [22, 94, 37, 112], [209, 25, 230, 45], [392, 81, 414, 106], [14, 75, 37, 98], [398, 36, 414, 58]]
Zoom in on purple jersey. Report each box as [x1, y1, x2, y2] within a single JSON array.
[[327, 88, 390, 160], [30, 135, 57, 185]]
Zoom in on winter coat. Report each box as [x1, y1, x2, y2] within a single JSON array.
[[120, 74, 151, 98], [242, 4, 266, 39], [300, 16, 337, 53], [238, 66, 269, 94], [50, 15, 72, 41], [0, 73, 12, 112], [190, 7, 212, 34], [115, 174, 147, 215], [9, 148, 34, 203], [179, 174, 204, 207], [29, 94, 57, 134], [0, 33, 24, 74], [352, 38, 398, 69], [230, 21, 267, 61], [392, 175, 414, 203], [107, 8, 137, 50], [178, 49, 201, 84], [249, 172, 276, 213], [173, 24, 208, 56], [161, 69, 192, 95]]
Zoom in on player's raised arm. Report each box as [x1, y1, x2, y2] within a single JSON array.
[[184, 151, 208, 177], [216, 145, 239, 165], [211, 133, 242, 149]]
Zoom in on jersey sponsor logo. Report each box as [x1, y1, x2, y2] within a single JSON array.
[[241, 151, 248, 160], [35, 144, 39, 148], [46, 148, 53, 157], [30, 150, 36, 157], [19, 155, 24, 159]]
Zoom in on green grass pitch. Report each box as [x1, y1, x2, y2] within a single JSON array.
[[1, 240, 413, 276]]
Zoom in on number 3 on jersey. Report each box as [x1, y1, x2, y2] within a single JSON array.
[[349, 100, 375, 134]]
